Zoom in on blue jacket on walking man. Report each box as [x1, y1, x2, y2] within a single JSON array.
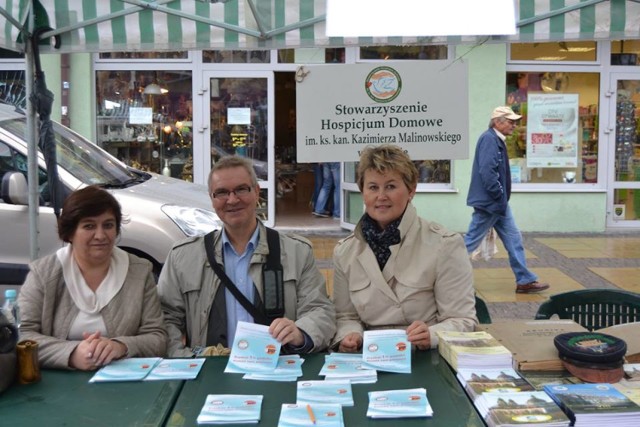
[[464, 106, 550, 294]]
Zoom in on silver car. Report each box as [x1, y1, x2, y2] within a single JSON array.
[[0, 103, 220, 293]]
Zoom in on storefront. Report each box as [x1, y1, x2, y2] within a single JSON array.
[[1, 1, 640, 231]]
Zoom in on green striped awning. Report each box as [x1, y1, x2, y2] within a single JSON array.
[[1, 0, 639, 54]]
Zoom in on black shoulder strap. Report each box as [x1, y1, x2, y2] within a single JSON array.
[[263, 228, 284, 320], [204, 231, 269, 325]]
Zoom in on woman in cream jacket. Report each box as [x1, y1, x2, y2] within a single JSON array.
[[332, 145, 477, 352]]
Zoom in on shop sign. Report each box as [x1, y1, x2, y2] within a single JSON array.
[[526, 94, 579, 168], [296, 61, 468, 162]]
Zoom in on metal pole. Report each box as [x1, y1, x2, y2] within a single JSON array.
[[26, 3, 40, 261]]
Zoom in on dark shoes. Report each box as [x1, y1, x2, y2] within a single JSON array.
[[516, 281, 550, 294], [312, 211, 330, 218]]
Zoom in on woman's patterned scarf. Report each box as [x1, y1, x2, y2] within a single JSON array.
[[361, 213, 402, 270]]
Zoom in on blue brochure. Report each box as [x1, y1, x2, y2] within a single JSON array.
[[278, 403, 344, 427], [88, 357, 162, 383], [362, 329, 411, 373], [367, 388, 433, 418], [144, 358, 206, 381], [243, 355, 304, 381], [196, 394, 263, 424], [225, 321, 281, 374], [297, 380, 354, 407]]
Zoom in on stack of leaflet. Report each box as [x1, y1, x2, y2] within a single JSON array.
[[544, 383, 640, 427], [474, 391, 570, 427], [196, 394, 263, 425], [456, 367, 569, 426], [89, 357, 206, 382], [296, 380, 354, 407], [319, 353, 377, 384], [243, 355, 304, 382], [437, 331, 512, 371], [366, 388, 433, 419], [277, 403, 344, 427], [456, 367, 535, 401]]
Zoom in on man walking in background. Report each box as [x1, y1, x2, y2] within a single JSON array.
[[464, 106, 550, 294]]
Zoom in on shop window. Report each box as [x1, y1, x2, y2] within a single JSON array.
[[359, 45, 447, 60], [614, 80, 640, 182], [613, 189, 640, 221], [0, 70, 26, 108], [277, 48, 345, 64], [510, 42, 597, 62], [203, 50, 269, 63], [209, 77, 268, 181], [611, 41, 640, 66], [98, 52, 188, 60], [95, 70, 194, 181], [505, 72, 600, 184]]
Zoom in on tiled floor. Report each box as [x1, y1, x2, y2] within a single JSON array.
[[290, 230, 640, 322]]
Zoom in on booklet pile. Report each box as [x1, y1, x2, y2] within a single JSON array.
[[319, 353, 377, 384], [457, 367, 570, 426], [277, 403, 344, 427], [544, 383, 640, 427], [366, 388, 433, 419], [89, 357, 205, 382], [197, 394, 263, 425], [437, 330, 512, 371], [296, 379, 354, 407]]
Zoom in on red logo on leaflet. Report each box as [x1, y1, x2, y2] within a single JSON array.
[[531, 133, 553, 144]]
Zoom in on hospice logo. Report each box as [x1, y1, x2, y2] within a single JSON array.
[[365, 66, 402, 103]]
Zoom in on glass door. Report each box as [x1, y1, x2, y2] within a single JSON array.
[[201, 71, 275, 226], [607, 73, 640, 227]]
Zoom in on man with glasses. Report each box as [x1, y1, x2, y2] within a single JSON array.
[[158, 156, 335, 357], [464, 106, 550, 294]]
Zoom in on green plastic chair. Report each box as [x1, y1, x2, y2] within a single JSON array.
[[535, 289, 640, 331], [475, 295, 492, 324]]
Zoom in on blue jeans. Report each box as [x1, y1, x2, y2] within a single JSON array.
[[311, 163, 323, 209], [464, 206, 538, 285], [314, 162, 340, 218]]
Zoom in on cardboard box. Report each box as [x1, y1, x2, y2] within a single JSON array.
[[599, 322, 640, 364], [478, 319, 587, 371]]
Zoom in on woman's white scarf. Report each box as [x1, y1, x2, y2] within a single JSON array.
[[56, 245, 129, 314]]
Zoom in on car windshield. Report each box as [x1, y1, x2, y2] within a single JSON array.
[[0, 116, 142, 186]]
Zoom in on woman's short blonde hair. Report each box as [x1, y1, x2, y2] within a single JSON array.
[[356, 144, 418, 192]]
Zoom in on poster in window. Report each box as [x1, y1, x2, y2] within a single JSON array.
[[526, 94, 579, 168]]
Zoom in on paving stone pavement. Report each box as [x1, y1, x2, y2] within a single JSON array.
[[291, 229, 640, 322]]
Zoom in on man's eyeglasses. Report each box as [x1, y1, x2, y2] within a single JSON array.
[[211, 185, 253, 200]]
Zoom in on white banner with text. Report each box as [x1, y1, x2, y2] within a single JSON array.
[[296, 61, 469, 163]]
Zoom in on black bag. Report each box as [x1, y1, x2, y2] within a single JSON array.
[[0, 310, 18, 393]]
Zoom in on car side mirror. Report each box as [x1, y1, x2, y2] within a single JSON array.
[[0, 172, 29, 205]]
